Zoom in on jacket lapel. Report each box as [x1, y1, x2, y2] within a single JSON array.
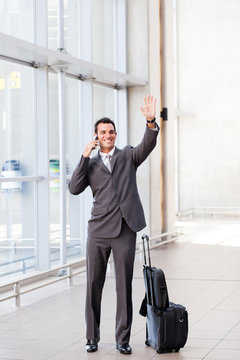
[[92, 147, 121, 174], [110, 147, 120, 173], [93, 153, 110, 174]]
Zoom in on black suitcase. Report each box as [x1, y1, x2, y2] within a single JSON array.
[[140, 234, 188, 354], [139, 235, 169, 315]]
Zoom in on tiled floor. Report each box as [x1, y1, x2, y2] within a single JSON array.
[[1, 216, 240, 359]]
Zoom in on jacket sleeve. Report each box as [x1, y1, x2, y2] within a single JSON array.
[[68, 156, 90, 195], [132, 123, 159, 167]]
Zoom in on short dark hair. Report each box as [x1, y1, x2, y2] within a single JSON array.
[[94, 117, 116, 134]]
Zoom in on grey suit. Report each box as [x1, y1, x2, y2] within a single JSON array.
[[69, 124, 159, 344]]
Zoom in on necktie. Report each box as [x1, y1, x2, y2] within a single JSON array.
[[105, 154, 111, 172]]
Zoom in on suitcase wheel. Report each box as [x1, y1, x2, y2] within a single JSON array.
[[157, 348, 163, 354], [145, 340, 150, 347], [175, 348, 180, 352]]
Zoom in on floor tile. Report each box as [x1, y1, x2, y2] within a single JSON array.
[[204, 348, 240, 359], [1, 217, 240, 360]]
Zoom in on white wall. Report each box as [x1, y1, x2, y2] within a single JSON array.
[[178, 0, 240, 210], [127, 0, 151, 235], [127, 0, 173, 236]]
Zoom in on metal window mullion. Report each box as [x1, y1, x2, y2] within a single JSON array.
[[79, 81, 93, 258], [58, 0, 65, 51], [58, 69, 67, 265], [115, 0, 127, 73], [79, 0, 92, 61], [115, 0, 128, 148], [34, 0, 50, 271], [58, 0, 67, 265], [115, 88, 127, 148], [78, 0, 92, 257]]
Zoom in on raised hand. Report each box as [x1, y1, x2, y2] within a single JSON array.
[[140, 94, 156, 121]]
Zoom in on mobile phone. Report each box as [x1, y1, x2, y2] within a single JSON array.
[[92, 135, 98, 149]]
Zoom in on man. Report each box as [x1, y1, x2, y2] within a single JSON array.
[[69, 94, 159, 354]]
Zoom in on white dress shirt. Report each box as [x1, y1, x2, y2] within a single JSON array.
[[100, 147, 115, 172]]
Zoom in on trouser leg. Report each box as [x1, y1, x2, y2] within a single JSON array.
[[112, 220, 136, 344], [85, 236, 111, 342]]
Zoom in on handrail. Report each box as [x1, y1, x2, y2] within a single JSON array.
[[0, 255, 34, 267], [0, 256, 35, 278], [0, 258, 86, 306], [0, 243, 82, 277], [0, 176, 44, 182], [177, 207, 240, 217], [0, 175, 71, 182], [0, 259, 84, 287], [0, 231, 178, 307]]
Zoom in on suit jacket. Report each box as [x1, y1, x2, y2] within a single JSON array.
[[69, 124, 159, 238]]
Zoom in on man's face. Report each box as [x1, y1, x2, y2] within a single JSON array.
[[95, 123, 117, 153]]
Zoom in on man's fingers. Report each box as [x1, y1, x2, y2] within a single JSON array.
[[142, 95, 157, 117], [144, 94, 155, 105], [92, 140, 98, 149]]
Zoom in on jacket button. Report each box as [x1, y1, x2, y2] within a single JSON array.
[[115, 188, 118, 193]]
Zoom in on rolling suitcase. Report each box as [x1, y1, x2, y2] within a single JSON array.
[[140, 234, 188, 354], [139, 234, 169, 315]]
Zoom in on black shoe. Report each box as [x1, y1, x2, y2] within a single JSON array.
[[86, 340, 98, 353], [116, 343, 132, 354]]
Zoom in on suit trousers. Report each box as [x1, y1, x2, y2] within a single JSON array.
[[85, 218, 137, 344]]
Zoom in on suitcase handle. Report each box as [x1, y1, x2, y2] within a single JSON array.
[[142, 234, 152, 268], [142, 234, 155, 307]]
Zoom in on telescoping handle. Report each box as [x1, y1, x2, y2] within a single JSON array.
[[142, 234, 155, 307], [142, 234, 152, 268]]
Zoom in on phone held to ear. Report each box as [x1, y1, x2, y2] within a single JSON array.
[[92, 135, 98, 149]]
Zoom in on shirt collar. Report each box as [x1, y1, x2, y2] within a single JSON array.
[[99, 147, 115, 159]]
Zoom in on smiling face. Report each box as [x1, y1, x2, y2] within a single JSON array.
[[95, 122, 117, 153]]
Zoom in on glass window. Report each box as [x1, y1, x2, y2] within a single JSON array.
[[48, 0, 58, 51], [0, 60, 35, 177], [0, 0, 34, 42], [93, 83, 115, 123], [66, 77, 81, 260], [49, 73, 59, 162], [126, 0, 148, 79], [48, 0, 79, 57], [0, 184, 36, 279], [48, 72, 60, 265], [49, 181, 60, 265], [0, 60, 36, 280], [91, 0, 115, 69], [49, 74, 83, 265], [64, 0, 79, 57]]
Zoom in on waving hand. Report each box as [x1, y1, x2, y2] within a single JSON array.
[[140, 94, 156, 121]]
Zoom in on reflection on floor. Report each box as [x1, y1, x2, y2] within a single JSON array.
[[0, 216, 240, 359]]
